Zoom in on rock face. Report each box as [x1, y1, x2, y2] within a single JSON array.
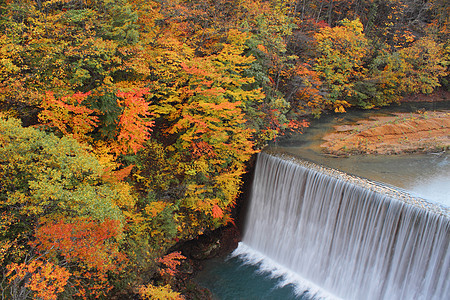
[[321, 111, 450, 156]]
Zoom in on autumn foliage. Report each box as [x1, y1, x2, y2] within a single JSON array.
[[114, 88, 153, 154], [6, 260, 71, 300], [31, 218, 126, 298], [39, 91, 98, 141], [0, 0, 448, 298]]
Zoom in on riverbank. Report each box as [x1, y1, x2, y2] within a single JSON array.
[[320, 110, 450, 156]]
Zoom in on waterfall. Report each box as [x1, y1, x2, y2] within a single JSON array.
[[236, 152, 449, 300]]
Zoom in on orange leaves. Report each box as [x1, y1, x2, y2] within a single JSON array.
[[285, 119, 310, 133], [40, 88, 154, 155], [114, 88, 154, 155], [180, 61, 210, 77], [102, 164, 135, 183], [201, 101, 242, 117], [145, 200, 168, 217], [292, 63, 325, 116], [31, 218, 126, 298], [191, 140, 216, 159], [211, 204, 224, 219], [33, 218, 125, 272], [39, 91, 98, 141], [157, 251, 186, 277], [257, 44, 268, 54], [6, 260, 70, 300]]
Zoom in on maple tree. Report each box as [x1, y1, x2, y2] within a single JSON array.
[[112, 88, 154, 155], [0, 117, 133, 298], [39, 91, 99, 141], [134, 27, 261, 238]]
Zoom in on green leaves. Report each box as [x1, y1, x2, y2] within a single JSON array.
[[0, 117, 124, 221]]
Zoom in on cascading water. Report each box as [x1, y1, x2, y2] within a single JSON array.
[[235, 152, 449, 300]]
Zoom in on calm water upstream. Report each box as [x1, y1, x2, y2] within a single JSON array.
[[272, 101, 449, 208], [195, 101, 449, 299]]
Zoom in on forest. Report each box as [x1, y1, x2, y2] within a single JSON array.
[[0, 0, 448, 299]]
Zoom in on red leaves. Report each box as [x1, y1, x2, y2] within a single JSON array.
[[41, 88, 153, 155], [211, 204, 223, 219], [191, 140, 216, 158], [33, 218, 124, 272]]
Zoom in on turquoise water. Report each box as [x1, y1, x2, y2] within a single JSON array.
[[195, 255, 310, 300]]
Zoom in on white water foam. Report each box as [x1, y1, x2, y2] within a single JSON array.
[[231, 242, 343, 300]]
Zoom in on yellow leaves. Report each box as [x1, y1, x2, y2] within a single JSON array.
[[0, 57, 20, 75], [39, 91, 99, 142], [227, 28, 251, 46], [314, 19, 369, 110], [333, 100, 351, 113], [315, 18, 368, 59], [0, 117, 129, 222], [403, 31, 415, 44], [393, 37, 448, 94], [339, 18, 364, 34], [110, 181, 136, 209], [145, 201, 168, 217], [92, 141, 117, 169], [138, 284, 184, 300], [335, 106, 345, 113]]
